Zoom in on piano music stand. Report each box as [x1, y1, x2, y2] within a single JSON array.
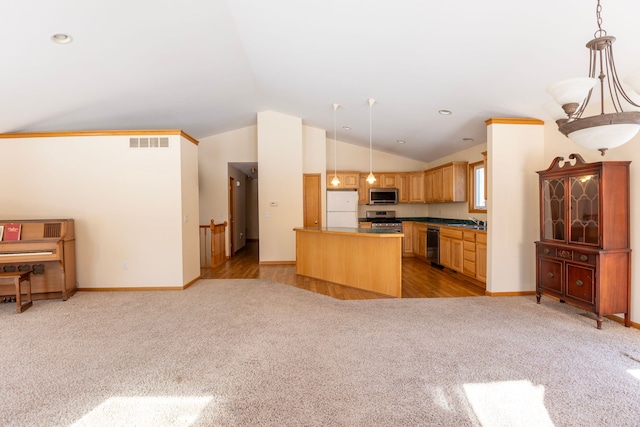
[[0, 270, 33, 313]]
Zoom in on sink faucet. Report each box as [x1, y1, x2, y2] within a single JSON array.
[[469, 217, 485, 227]]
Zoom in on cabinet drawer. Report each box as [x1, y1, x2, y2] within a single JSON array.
[[476, 232, 487, 244], [572, 251, 596, 266], [566, 264, 595, 304], [463, 259, 476, 276], [463, 231, 475, 242], [538, 258, 563, 294], [463, 248, 475, 261], [537, 245, 557, 258], [463, 241, 475, 253], [441, 227, 463, 239]]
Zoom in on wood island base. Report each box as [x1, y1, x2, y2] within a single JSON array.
[[294, 228, 403, 298]]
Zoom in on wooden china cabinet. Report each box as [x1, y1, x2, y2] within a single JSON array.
[[535, 154, 631, 329]]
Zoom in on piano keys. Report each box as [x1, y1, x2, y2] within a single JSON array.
[[0, 219, 76, 301]]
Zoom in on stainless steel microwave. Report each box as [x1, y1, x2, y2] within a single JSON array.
[[369, 188, 398, 205]]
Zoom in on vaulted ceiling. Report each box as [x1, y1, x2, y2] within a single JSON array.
[[4, 0, 640, 162]]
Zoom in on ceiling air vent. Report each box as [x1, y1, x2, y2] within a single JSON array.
[[129, 137, 169, 148]]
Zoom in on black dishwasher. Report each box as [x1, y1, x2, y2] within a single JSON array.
[[426, 226, 441, 266]]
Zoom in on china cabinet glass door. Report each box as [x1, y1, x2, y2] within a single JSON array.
[[569, 174, 599, 245], [541, 178, 565, 241]]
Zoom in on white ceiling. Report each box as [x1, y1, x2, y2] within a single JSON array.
[[3, 0, 640, 162]]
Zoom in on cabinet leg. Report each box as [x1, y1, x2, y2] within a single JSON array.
[[536, 293, 541, 304], [596, 315, 603, 330], [624, 313, 631, 328]]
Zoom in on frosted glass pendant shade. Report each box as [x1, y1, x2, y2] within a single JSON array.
[[546, 77, 598, 106], [331, 175, 340, 186], [366, 172, 376, 184], [568, 123, 640, 150]]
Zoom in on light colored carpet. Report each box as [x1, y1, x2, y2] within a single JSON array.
[[1, 279, 639, 427]]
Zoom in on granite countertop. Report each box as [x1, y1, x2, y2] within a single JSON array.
[[358, 217, 487, 231], [295, 227, 403, 235]]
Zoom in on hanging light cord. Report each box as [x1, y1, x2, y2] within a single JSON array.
[[334, 104, 338, 179]]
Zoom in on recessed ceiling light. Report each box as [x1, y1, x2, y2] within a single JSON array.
[[51, 33, 73, 44], [342, 126, 351, 131], [462, 137, 474, 142], [438, 109, 452, 115], [396, 140, 406, 144]]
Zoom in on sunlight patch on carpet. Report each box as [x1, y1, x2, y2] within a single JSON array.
[[70, 396, 213, 427], [628, 369, 640, 381], [463, 380, 554, 427]]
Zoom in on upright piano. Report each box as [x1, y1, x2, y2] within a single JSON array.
[[0, 219, 76, 300]]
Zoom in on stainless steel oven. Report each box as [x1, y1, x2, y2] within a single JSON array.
[[366, 210, 402, 233], [427, 226, 440, 265]]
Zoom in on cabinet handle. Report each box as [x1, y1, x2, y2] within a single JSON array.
[[579, 254, 588, 262], [547, 272, 554, 279], [576, 279, 584, 287], [543, 248, 550, 254]]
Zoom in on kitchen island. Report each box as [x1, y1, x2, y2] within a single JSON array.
[[294, 227, 403, 297]]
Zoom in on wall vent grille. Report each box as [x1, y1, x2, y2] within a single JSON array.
[[129, 137, 169, 148]]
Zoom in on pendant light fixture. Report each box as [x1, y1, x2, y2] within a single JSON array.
[[366, 98, 376, 184], [331, 103, 341, 187], [546, 0, 640, 155]]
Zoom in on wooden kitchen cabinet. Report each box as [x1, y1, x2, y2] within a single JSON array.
[[535, 154, 631, 329], [476, 232, 487, 283], [412, 223, 427, 259], [409, 172, 426, 203], [425, 162, 468, 202], [358, 174, 369, 204], [397, 173, 410, 203], [440, 227, 463, 272], [327, 171, 359, 189], [463, 231, 476, 277], [402, 221, 414, 256]]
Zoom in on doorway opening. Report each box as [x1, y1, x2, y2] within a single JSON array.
[[228, 163, 259, 257]]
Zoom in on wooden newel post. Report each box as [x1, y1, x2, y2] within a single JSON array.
[[210, 219, 228, 267]]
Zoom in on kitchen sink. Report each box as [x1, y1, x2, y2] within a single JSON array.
[[449, 224, 487, 230]]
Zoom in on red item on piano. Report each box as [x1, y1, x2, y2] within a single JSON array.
[[3, 223, 21, 241]]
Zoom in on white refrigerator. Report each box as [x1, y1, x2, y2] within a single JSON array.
[[326, 190, 359, 228]]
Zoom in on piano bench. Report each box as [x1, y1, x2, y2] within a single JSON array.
[[0, 271, 33, 313]]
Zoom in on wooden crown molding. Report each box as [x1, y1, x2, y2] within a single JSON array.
[[484, 118, 544, 126], [0, 129, 199, 145]]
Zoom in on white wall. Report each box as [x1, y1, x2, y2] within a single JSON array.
[[303, 125, 328, 225], [543, 121, 640, 325], [257, 111, 304, 262], [0, 132, 199, 288], [487, 120, 545, 295]]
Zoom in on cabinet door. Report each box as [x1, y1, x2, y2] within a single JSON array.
[[409, 172, 425, 203], [450, 239, 463, 272], [538, 257, 563, 295], [416, 228, 427, 258], [432, 168, 443, 202], [358, 175, 369, 205], [476, 241, 487, 283], [343, 173, 360, 189], [442, 165, 453, 202], [397, 173, 410, 203], [566, 264, 595, 304], [402, 222, 413, 255], [440, 236, 451, 267], [540, 177, 566, 242], [424, 171, 433, 202], [569, 174, 599, 245], [327, 173, 343, 189], [379, 173, 397, 188]]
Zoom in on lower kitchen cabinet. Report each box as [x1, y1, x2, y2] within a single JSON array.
[[440, 227, 463, 272], [463, 231, 476, 277], [413, 223, 427, 260], [475, 232, 487, 283], [402, 221, 414, 255]]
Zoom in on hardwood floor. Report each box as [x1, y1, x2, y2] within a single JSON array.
[[200, 241, 485, 300]]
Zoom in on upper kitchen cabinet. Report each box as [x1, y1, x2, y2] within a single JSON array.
[[397, 173, 410, 203], [327, 171, 359, 189], [408, 171, 426, 203], [535, 154, 631, 329], [425, 162, 468, 203]]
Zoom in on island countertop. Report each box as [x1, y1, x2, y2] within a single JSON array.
[[294, 227, 403, 297], [293, 226, 404, 236]]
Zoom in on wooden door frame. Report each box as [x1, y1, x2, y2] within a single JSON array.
[[229, 176, 235, 257]]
